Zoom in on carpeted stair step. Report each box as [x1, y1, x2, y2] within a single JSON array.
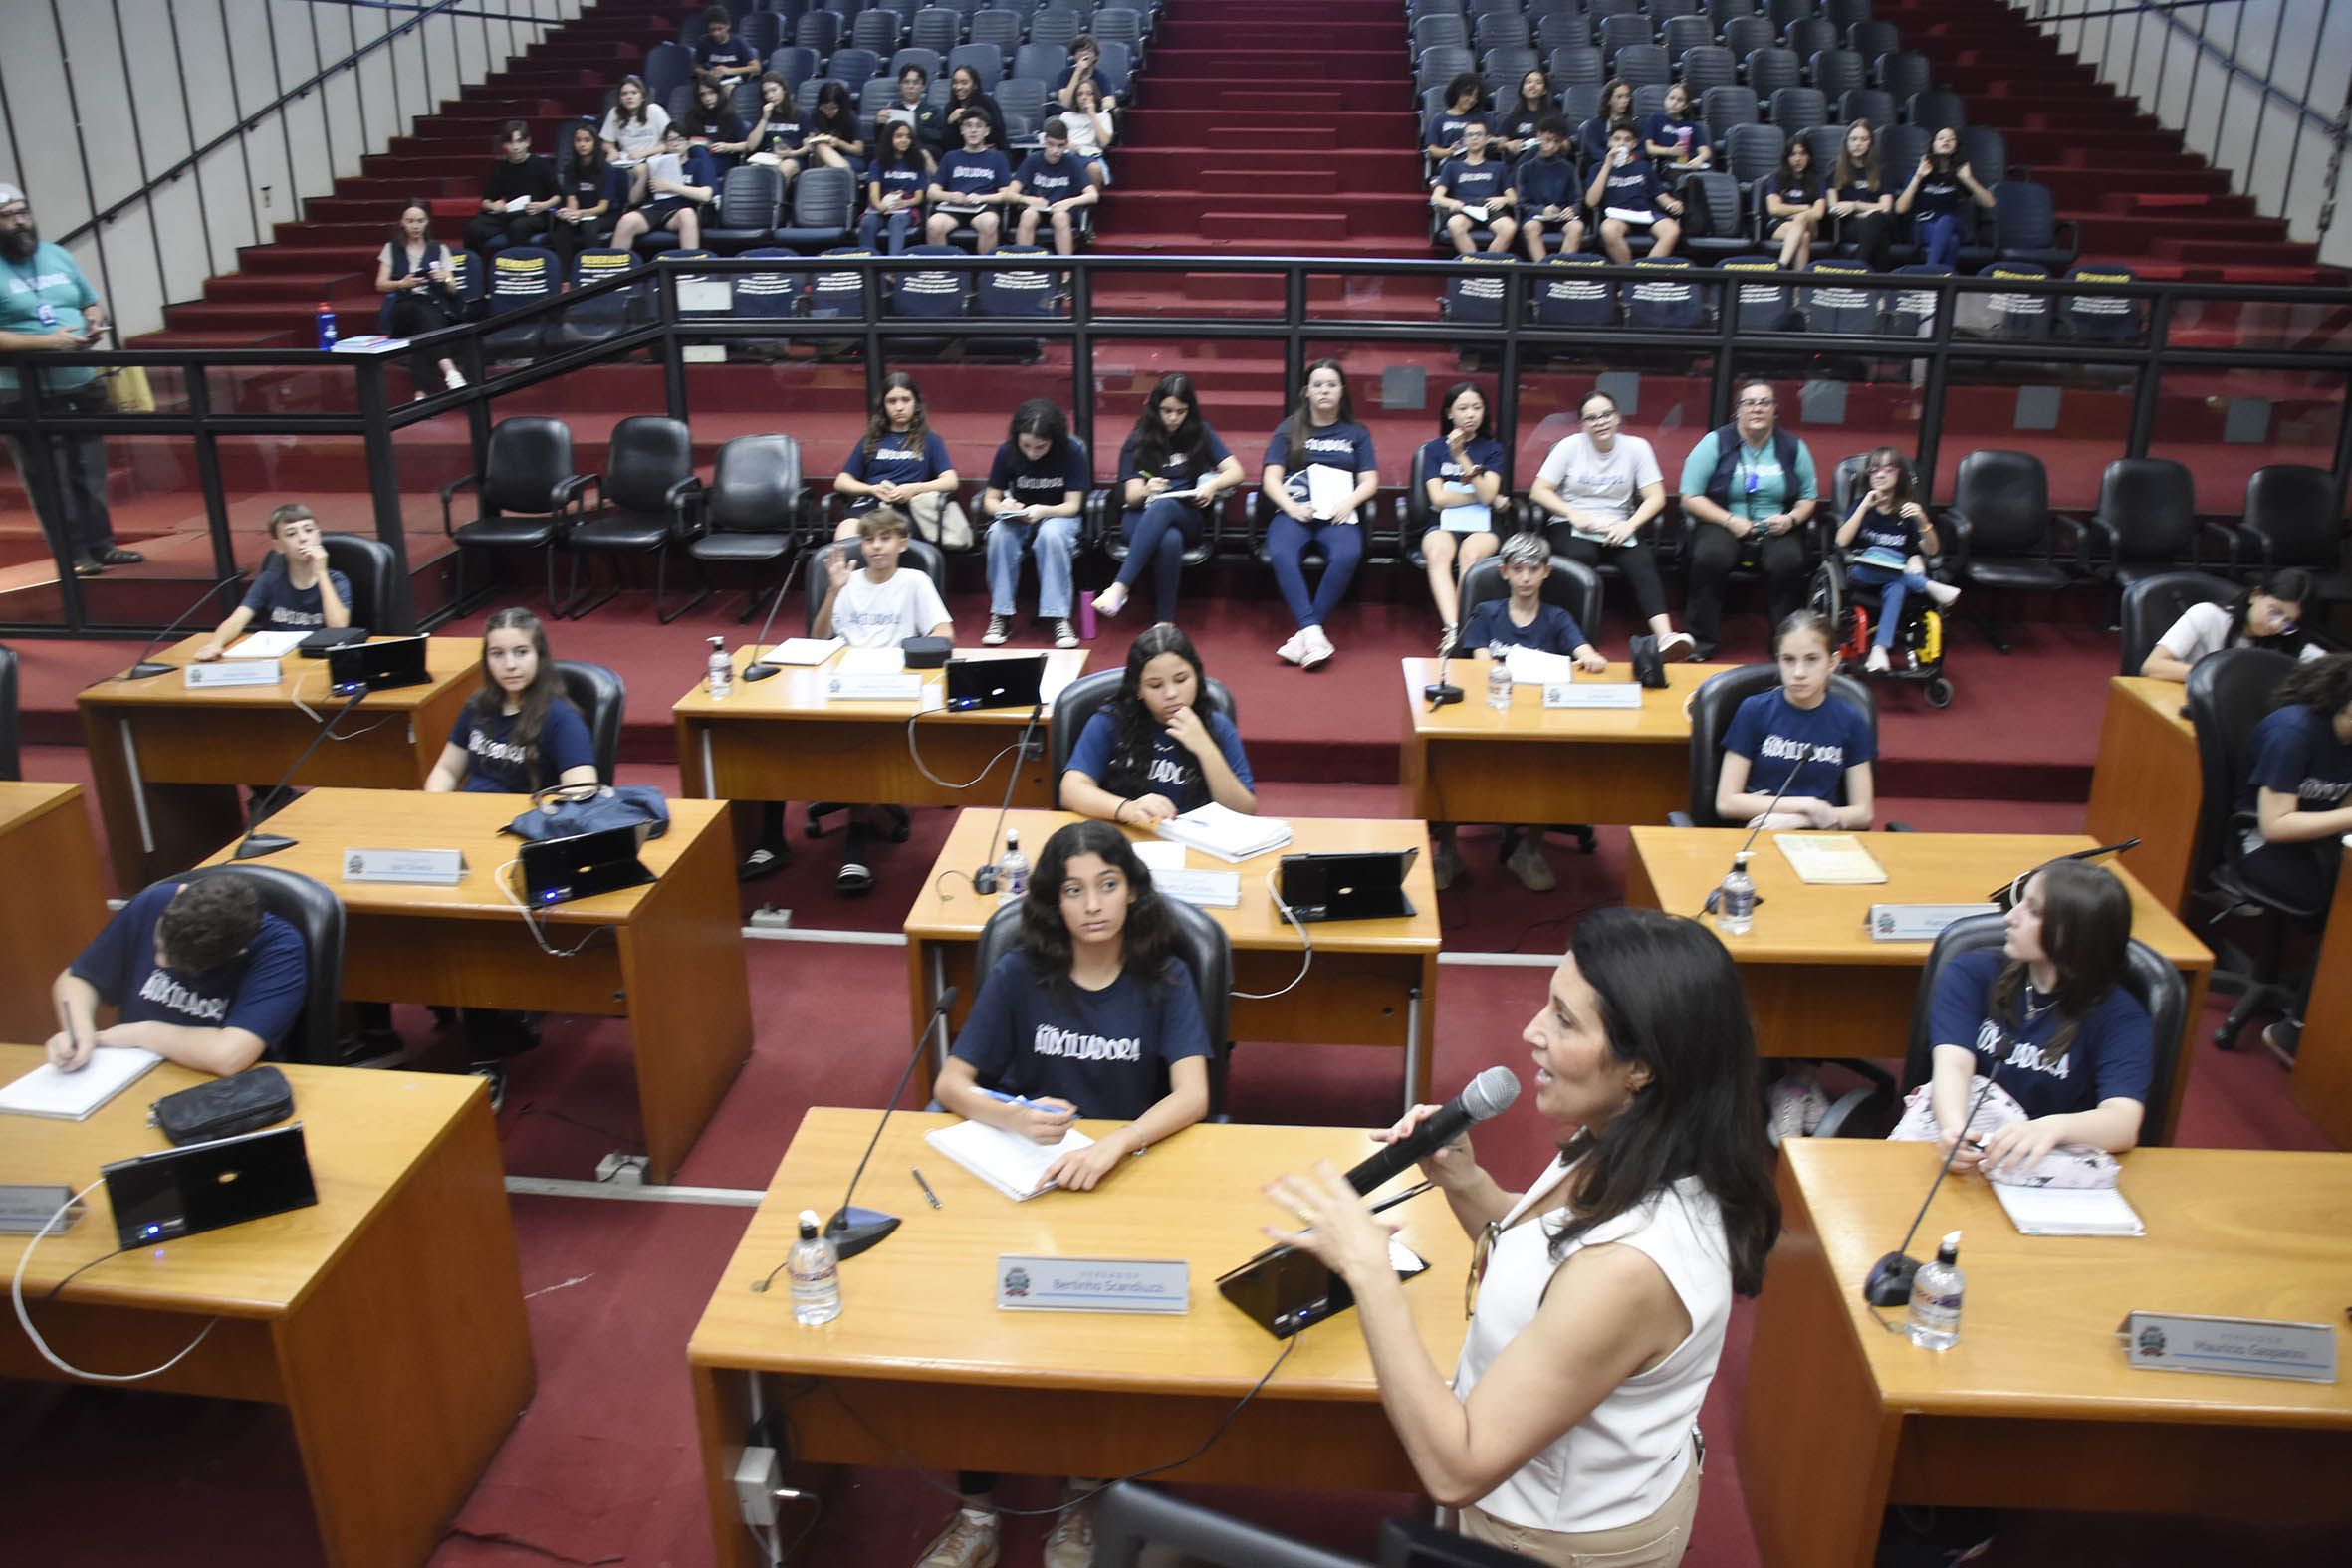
[[200, 272, 367, 304]]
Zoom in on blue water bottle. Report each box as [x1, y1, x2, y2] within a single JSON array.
[[315, 301, 338, 350]]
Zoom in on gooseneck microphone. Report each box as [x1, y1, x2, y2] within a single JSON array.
[[740, 545, 817, 682], [1863, 1065, 2003, 1307], [230, 689, 368, 859], [820, 984, 959, 1262], [1342, 1066, 1521, 1195], [109, 568, 252, 680]]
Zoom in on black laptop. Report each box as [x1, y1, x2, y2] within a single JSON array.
[[945, 652, 1048, 711], [326, 633, 430, 694], [1277, 848, 1419, 923], [102, 1123, 318, 1248], [519, 823, 655, 906]]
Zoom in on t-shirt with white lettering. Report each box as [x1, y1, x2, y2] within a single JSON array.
[[829, 563, 951, 647], [2237, 702, 2352, 853], [70, 882, 309, 1057], [951, 950, 1211, 1119], [839, 429, 954, 515], [1535, 433, 1664, 546], [2156, 601, 2324, 671], [1265, 419, 1376, 523], [986, 436, 1091, 512], [1064, 708, 1253, 812], [1435, 155, 1512, 210], [447, 698, 596, 794], [1417, 435, 1507, 533], [1721, 688, 1875, 803], [1927, 948, 2153, 1122], [239, 566, 354, 631], [1012, 150, 1088, 204]]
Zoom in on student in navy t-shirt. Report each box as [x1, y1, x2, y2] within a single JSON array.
[[1060, 624, 1257, 824], [192, 502, 352, 660], [860, 120, 934, 254], [1833, 445, 1962, 672], [831, 371, 961, 538], [1587, 121, 1684, 263], [1513, 115, 1585, 261], [1093, 372, 1246, 626], [1716, 610, 1877, 828], [1895, 125, 1997, 270], [1423, 72, 1487, 164], [1431, 117, 1519, 257], [1922, 861, 2153, 1178], [926, 112, 1015, 252], [50, 876, 308, 1075], [1011, 122, 1100, 254], [1639, 80, 1712, 171], [1575, 78, 1636, 168], [425, 607, 599, 794], [744, 73, 807, 181], [2235, 654, 2352, 1058], [1261, 358, 1379, 669], [1417, 382, 1508, 644], [692, 5, 761, 83], [981, 399, 1091, 648]]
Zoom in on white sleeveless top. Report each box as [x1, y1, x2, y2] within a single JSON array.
[[1450, 1156, 1733, 1532]]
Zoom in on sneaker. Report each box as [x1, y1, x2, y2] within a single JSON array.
[[1042, 1486, 1100, 1568], [1298, 625, 1335, 669], [737, 841, 792, 882], [1432, 839, 1466, 891], [95, 546, 144, 566], [1923, 580, 1961, 607], [982, 614, 1010, 647], [1865, 645, 1892, 673], [1053, 617, 1078, 649], [442, 367, 467, 391], [1505, 835, 1556, 891], [1092, 583, 1127, 619], [1276, 631, 1308, 665], [916, 1507, 1001, 1568], [1765, 1074, 1825, 1148], [469, 1063, 507, 1114], [1656, 629, 1696, 662]]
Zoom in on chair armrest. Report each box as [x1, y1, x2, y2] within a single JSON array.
[[2196, 518, 2240, 569], [1941, 507, 1975, 573], [2234, 518, 2280, 570], [2052, 217, 2081, 267], [1083, 486, 1117, 548], [439, 472, 480, 535], [2046, 512, 2090, 572], [552, 473, 597, 529], [2071, 512, 2116, 575], [665, 475, 704, 538]]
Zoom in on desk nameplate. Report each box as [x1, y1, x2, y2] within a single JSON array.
[[2119, 1309, 2339, 1383], [185, 659, 283, 689], [997, 1253, 1190, 1314], [342, 846, 471, 885]]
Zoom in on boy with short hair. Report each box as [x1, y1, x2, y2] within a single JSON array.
[[927, 112, 1016, 252], [1430, 116, 1518, 257], [1514, 114, 1585, 261], [193, 503, 352, 660], [1011, 121, 1100, 253], [694, 4, 760, 82], [1589, 120, 1684, 262]]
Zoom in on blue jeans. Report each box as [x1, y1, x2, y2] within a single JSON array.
[[1916, 212, 1966, 270], [1116, 497, 1205, 622], [986, 513, 1077, 617], [1847, 560, 1928, 649], [1265, 514, 1364, 630], [858, 208, 916, 254]]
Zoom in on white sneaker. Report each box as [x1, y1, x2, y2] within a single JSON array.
[[1765, 1075, 1825, 1147], [917, 1507, 1001, 1568], [1042, 1485, 1101, 1568], [1053, 617, 1078, 649], [1924, 579, 1961, 607], [1299, 625, 1335, 669], [1505, 836, 1556, 892], [441, 366, 466, 391], [1432, 840, 1466, 891], [1276, 631, 1308, 665], [1865, 645, 1891, 673], [982, 614, 1009, 646], [1656, 629, 1695, 663]]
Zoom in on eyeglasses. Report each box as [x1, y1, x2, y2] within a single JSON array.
[[1580, 409, 1618, 423], [1737, 397, 1777, 409], [1466, 1220, 1502, 1318]]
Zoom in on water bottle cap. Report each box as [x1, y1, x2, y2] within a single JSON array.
[[1937, 1230, 1961, 1261], [1005, 829, 1019, 847], [798, 1208, 822, 1238]]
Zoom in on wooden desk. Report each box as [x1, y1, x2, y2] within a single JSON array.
[[2082, 676, 2203, 914], [1741, 1141, 2352, 1568], [905, 808, 1443, 1110], [77, 634, 480, 888], [2290, 840, 2352, 1147], [674, 645, 1087, 809], [1624, 827, 2214, 1140], [0, 1045, 532, 1568], [1398, 657, 1732, 823], [196, 788, 753, 1183], [688, 1110, 1471, 1568], [0, 783, 108, 1040]]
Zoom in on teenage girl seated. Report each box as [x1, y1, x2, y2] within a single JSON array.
[[1092, 372, 1245, 626], [1717, 609, 1876, 831], [1058, 624, 1256, 828], [1417, 381, 1507, 654], [2140, 568, 2318, 682], [1833, 446, 1961, 674], [2235, 652, 2352, 1059], [193, 503, 351, 659]]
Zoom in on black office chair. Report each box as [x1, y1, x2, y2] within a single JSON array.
[[1049, 667, 1241, 796], [168, 865, 348, 1068], [563, 415, 701, 622], [0, 643, 19, 781], [1450, 552, 1607, 858], [440, 416, 589, 614], [1093, 1481, 1373, 1568], [680, 433, 813, 622], [1668, 662, 1880, 828], [2081, 457, 2213, 593], [1087, 485, 1230, 595], [1814, 911, 2190, 1144], [1400, 441, 1510, 572], [555, 660, 626, 784], [319, 532, 411, 634], [968, 893, 1236, 1118], [1941, 449, 2080, 654], [2232, 463, 2352, 606], [2117, 569, 2234, 677], [798, 535, 947, 842]]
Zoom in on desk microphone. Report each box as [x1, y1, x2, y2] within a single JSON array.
[[805, 984, 960, 1263], [229, 689, 368, 859], [1341, 1066, 1519, 1195], [1703, 742, 1811, 916], [107, 568, 251, 680], [1863, 1065, 2003, 1307], [970, 702, 1046, 896], [1423, 630, 1463, 709], [742, 545, 823, 682]]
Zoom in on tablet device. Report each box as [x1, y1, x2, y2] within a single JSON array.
[[945, 652, 1047, 712], [1217, 1238, 1429, 1339]]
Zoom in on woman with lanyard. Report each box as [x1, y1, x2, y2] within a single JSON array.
[[1262, 908, 1777, 1567], [1677, 380, 1819, 660]]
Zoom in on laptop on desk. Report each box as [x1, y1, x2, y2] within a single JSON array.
[[326, 634, 430, 694], [945, 653, 1047, 712], [1277, 848, 1419, 923], [102, 1122, 318, 1247], [518, 823, 655, 906]]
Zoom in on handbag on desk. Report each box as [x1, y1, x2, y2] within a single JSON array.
[[503, 784, 670, 843]]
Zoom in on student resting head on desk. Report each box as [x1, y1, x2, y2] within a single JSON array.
[[921, 818, 1213, 1568], [2234, 650, 2352, 1059], [1058, 623, 1256, 828], [2138, 567, 2318, 683], [1260, 907, 1777, 1568], [192, 503, 353, 660], [47, 875, 307, 1076], [1715, 608, 1876, 833]]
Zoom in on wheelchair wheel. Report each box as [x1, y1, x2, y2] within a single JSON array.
[[1806, 558, 1842, 623], [1925, 677, 1954, 708]]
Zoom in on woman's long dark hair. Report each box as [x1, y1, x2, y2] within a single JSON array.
[[2275, 648, 2352, 716], [1284, 357, 1355, 463], [1132, 372, 1212, 476], [1007, 397, 1069, 465], [2225, 567, 2314, 657], [1016, 820, 1184, 995], [874, 120, 928, 178], [568, 123, 608, 188], [1099, 625, 1213, 803], [612, 75, 651, 127], [1863, 445, 1917, 511], [814, 81, 856, 136], [693, 74, 743, 141], [467, 606, 566, 761], [1773, 135, 1816, 199], [1545, 909, 1779, 1297], [1986, 859, 2133, 1065], [860, 370, 929, 456], [1435, 381, 1493, 441]]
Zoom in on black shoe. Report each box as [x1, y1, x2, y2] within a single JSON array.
[[2262, 1019, 2301, 1064], [469, 1062, 507, 1113], [94, 546, 143, 566], [72, 555, 102, 577], [738, 841, 793, 881], [836, 825, 875, 895]]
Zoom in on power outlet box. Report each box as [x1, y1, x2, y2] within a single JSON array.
[[734, 1446, 782, 1526], [595, 1152, 647, 1186]]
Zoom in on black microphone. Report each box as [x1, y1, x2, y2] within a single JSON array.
[[970, 701, 1046, 897], [1423, 627, 1463, 709], [1704, 741, 1811, 915], [743, 542, 826, 682], [815, 983, 959, 1262], [1863, 1064, 2002, 1306], [106, 567, 253, 680], [230, 689, 368, 859], [1342, 1066, 1520, 1195]]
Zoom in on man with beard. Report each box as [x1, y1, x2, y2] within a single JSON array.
[[0, 184, 140, 576]]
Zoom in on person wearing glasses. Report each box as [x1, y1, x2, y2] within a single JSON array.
[[2139, 568, 2318, 682], [1260, 908, 1777, 1568], [1677, 381, 1818, 661], [1833, 446, 1961, 674], [1527, 389, 1695, 661]]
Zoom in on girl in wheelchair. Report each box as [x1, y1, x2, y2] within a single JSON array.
[[1832, 447, 1961, 676]]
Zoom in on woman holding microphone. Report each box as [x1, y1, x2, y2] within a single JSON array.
[[1263, 908, 1777, 1566]]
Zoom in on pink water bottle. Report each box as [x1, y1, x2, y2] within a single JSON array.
[[1077, 594, 1096, 641]]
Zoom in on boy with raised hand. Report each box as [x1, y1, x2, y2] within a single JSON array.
[[1010, 121, 1100, 254], [1430, 115, 1519, 257], [927, 112, 1016, 252], [193, 503, 353, 659]]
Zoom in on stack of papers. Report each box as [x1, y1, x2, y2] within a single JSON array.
[[925, 1117, 1095, 1201], [763, 637, 842, 666], [1503, 647, 1585, 684], [0, 1046, 162, 1121], [1773, 833, 1888, 884], [1992, 1183, 2145, 1236], [1155, 804, 1293, 863], [225, 630, 309, 658], [1131, 839, 1242, 907]]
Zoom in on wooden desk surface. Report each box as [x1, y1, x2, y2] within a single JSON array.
[[0, 1044, 483, 1316], [0, 783, 110, 1044], [2109, 675, 2197, 739], [1626, 827, 2212, 971], [1399, 656, 1730, 742], [1785, 1139, 2352, 1425], [689, 1109, 1472, 1392], [905, 807, 1442, 955], [77, 634, 480, 714], [673, 644, 1089, 723], [196, 787, 732, 924], [0, 779, 90, 832]]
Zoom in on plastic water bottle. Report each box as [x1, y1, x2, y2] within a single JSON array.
[[1718, 852, 1756, 936], [787, 1209, 841, 1326], [314, 301, 338, 350], [1907, 1231, 1965, 1351], [997, 829, 1030, 899], [705, 635, 731, 700], [1485, 642, 1513, 710]]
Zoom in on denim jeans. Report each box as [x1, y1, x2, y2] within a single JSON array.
[[985, 513, 1077, 616], [1265, 514, 1364, 629], [1846, 560, 1928, 648], [1115, 496, 1206, 622], [1916, 211, 1966, 270], [858, 208, 916, 254]]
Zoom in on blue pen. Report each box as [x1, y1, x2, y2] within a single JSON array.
[[979, 1088, 1070, 1112]]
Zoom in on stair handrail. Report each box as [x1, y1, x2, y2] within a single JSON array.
[[2021, 0, 2346, 139]]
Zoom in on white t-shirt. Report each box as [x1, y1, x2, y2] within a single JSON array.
[[1062, 107, 1112, 160], [830, 565, 950, 646], [2154, 600, 2323, 669], [1451, 1157, 1731, 1533], [600, 104, 672, 160], [1535, 433, 1664, 546]]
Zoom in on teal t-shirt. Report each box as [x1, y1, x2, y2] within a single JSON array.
[[0, 241, 99, 394], [1677, 430, 1818, 524]]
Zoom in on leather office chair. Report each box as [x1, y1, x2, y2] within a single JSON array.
[[1049, 667, 1241, 801], [555, 661, 627, 785], [2233, 463, 2352, 605], [0, 643, 19, 781], [319, 532, 411, 634], [1941, 449, 2079, 653], [440, 416, 589, 614], [1669, 662, 1880, 828], [563, 416, 700, 622], [2117, 570, 2233, 677], [681, 434, 812, 622], [169, 865, 349, 1068]]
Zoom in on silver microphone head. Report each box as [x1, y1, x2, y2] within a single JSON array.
[[1461, 1065, 1522, 1122]]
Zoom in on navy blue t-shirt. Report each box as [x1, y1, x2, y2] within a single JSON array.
[[1012, 150, 1088, 204], [1461, 599, 1590, 657], [936, 147, 1013, 205], [2238, 703, 2352, 841], [1436, 155, 1512, 207], [1064, 707, 1254, 811], [1116, 427, 1233, 492], [1596, 156, 1666, 217], [951, 951, 1212, 1120], [1722, 689, 1875, 802], [753, 111, 806, 156], [240, 566, 353, 631], [71, 882, 309, 1058], [1418, 435, 1507, 532], [987, 437, 1090, 510], [695, 36, 760, 74], [871, 159, 928, 208], [1911, 166, 1969, 220], [1847, 504, 1927, 568], [1928, 948, 2154, 1121], [1264, 420, 1376, 478], [1515, 153, 1579, 215], [446, 697, 597, 794], [562, 164, 624, 210], [840, 429, 954, 512], [1425, 110, 1477, 156], [1640, 112, 1710, 163]]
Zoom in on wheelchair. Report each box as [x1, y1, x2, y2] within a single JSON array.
[[1810, 551, 1955, 708]]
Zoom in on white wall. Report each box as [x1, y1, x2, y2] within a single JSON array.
[[2017, 0, 2352, 270], [0, 0, 586, 337]]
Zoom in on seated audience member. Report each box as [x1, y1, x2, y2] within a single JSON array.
[[878, 65, 946, 156], [193, 503, 351, 659], [1576, 77, 1636, 168], [1261, 358, 1379, 669], [1896, 126, 1998, 271], [1528, 388, 1694, 660], [1011, 122, 1100, 254], [941, 65, 1008, 155], [1431, 117, 1519, 257], [830, 371, 963, 544], [1059, 624, 1257, 825], [599, 75, 670, 164], [48, 876, 308, 1077], [682, 73, 747, 170], [1678, 380, 1819, 658], [1424, 72, 1487, 165], [1829, 119, 1894, 271], [372, 200, 468, 398], [804, 81, 867, 176], [1062, 77, 1116, 186], [1717, 609, 1875, 832], [463, 121, 560, 254], [1588, 120, 1683, 262], [744, 72, 808, 183], [692, 3, 761, 84], [1835, 446, 1961, 673], [861, 121, 934, 255], [1094, 372, 1245, 626], [927, 112, 1017, 253], [2235, 652, 2352, 1057], [1494, 69, 1555, 159], [549, 122, 622, 271], [981, 398, 1090, 648], [1514, 115, 1585, 259], [1056, 33, 1117, 111], [2140, 569, 2318, 682], [1641, 80, 1712, 173], [611, 122, 719, 251], [1765, 134, 1826, 271], [1418, 382, 1507, 649]]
